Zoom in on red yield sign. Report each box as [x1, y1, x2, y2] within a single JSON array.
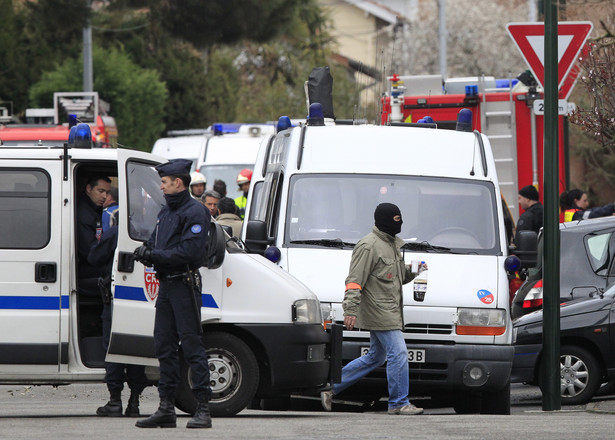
[[507, 22, 593, 96]]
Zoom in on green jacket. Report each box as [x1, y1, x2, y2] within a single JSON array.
[[342, 227, 415, 331]]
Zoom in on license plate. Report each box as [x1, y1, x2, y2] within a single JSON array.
[[361, 347, 426, 363]]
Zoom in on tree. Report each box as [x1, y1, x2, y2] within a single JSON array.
[[392, 0, 528, 78], [29, 46, 167, 151]]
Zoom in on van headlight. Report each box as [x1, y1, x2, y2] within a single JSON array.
[[292, 299, 322, 324], [456, 308, 507, 336]]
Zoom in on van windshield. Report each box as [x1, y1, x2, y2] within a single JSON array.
[[285, 174, 501, 255], [199, 164, 252, 200]]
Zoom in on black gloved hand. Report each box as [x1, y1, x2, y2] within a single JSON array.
[[133, 245, 153, 266]]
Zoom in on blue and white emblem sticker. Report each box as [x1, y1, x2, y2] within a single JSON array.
[[477, 289, 494, 304], [191, 224, 202, 234]]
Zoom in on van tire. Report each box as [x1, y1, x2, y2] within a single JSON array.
[[452, 391, 481, 414], [175, 331, 259, 417], [480, 382, 511, 414]]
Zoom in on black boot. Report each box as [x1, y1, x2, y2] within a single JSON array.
[[125, 391, 141, 417], [135, 396, 176, 428], [186, 399, 212, 429], [96, 390, 123, 417]]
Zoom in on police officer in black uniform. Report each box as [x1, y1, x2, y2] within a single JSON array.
[[515, 185, 544, 245], [88, 224, 149, 417], [133, 159, 212, 429]]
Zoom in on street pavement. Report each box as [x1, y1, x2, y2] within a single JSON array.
[[1, 383, 615, 439]]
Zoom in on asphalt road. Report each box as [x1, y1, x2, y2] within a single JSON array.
[[1, 383, 613, 440]]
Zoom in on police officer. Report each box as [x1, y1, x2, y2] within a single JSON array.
[[87, 225, 148, 417], [133, 159, 212, 429]]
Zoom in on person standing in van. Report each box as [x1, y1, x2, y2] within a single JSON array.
[[321, 203, 425, 415], [234, 169, 252, 219], [133, 159, 212, 429]]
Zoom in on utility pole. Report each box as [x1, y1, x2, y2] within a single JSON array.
[[438, 0, 447, 80], [542, 0, 561, 412], [83, 0, 93, 92]]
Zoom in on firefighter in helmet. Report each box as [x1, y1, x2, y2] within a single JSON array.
[[234, 169, 252, 219], [189, 172, 207, 201]]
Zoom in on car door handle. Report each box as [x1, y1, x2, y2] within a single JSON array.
[[35, 262, 57, 283]]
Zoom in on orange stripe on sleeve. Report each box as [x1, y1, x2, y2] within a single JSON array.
[[345, 282, 362, 291]]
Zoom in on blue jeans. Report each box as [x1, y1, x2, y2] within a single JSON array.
[[332, 330, 409, 409]]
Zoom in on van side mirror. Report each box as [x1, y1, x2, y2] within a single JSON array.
[[513, 230, 538, 268], [220, 224, 233, 238], [245, 220, 272, 255], [204, 221, 226, 269]]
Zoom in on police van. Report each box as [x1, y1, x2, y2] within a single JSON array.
[[0, 128, 340, 416], [243, 112, 518, 414]]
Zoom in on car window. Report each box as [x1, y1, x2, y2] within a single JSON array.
[[585, 232, 611, 275]]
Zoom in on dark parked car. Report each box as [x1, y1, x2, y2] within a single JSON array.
[[511, 283, 615, 405], [511, 216, 615, 320]]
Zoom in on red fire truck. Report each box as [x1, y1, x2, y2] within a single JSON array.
[[0, 92, 118, 148], [380, 74, 569, 222]]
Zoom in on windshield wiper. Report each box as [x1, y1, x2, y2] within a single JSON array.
[[290, 239, 356, 249], [402, 241, 452, 253]]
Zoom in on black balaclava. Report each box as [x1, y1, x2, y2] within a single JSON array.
[[374, 203, 402, 237]]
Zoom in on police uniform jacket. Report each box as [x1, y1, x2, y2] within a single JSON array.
[[77, 192, 106, 280], [342, 227, 416, 331], [146, 190, 210, 275]]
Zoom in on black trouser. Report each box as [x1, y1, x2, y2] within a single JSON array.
[[154, 278, 211, 400], [101, 303, 148, 394]]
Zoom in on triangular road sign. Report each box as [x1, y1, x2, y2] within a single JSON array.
[[507, 22, 593, 90]]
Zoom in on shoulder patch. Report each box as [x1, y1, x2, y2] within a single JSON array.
[[191, 224, 202, 234]]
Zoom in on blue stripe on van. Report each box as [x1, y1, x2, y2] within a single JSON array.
[[0, 296, 68, 310], [113, 286, 218, 309], [114, 285, 148, 301]]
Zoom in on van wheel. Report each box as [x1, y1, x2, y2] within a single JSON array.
[[480, 382, 510, 414], [452, 391, 481, 414], [175, 332, 259, 417]]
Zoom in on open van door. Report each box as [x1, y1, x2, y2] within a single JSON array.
[[106, 149, 166, 366]]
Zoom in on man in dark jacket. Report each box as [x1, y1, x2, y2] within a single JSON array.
[[133, 159, 212, 429], [77, 176, 111, 296], [515, 185, 543, 245]]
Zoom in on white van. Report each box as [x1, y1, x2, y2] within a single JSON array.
[[195, 124, 274, 200], [0, 140, 340, 417], [243, 121, 516, 414], [151, 130, 208, 172]]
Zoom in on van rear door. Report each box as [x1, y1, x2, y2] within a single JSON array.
[[107, 150, 165, 366], [0, 160, 64, 372]]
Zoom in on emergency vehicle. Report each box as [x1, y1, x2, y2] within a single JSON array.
[[380, 74, 569, 222], [152, 123, 274, 200], [0, 92, 118, 148], [243, 109, 519, 414], [0, 128, 340, 417]]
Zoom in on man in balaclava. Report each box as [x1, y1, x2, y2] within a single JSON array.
[[320, 203, 427, 416]]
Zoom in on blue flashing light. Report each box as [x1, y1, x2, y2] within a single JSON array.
[[417, 118, 425, 123], [307, 103, 325, 126], [276, 116, 292, 133], [212, 123, 241, 135], [73, 123, 93, 149], [456, 108, 473, 132], [422, 116, 434, 123], [465, 85, 478, 96], [496, 79, 519, 89], [68, 114, 78, 128], [67, 125, 77, 146], [504, 255, 521, 273], [264, 246, 281, 263]]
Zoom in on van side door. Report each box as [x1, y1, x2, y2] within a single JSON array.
[[107, 150, 165, 366], [0, 162, 64, 372]]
